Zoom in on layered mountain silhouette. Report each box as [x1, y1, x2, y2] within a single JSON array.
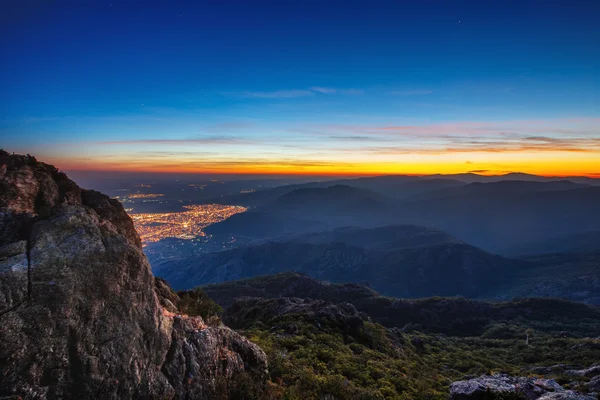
[[200, 271, 600, 336], [157, 223, 600, 305], [206, 178, 600, 253], [504, 230, 600, 256], [155, 225, 527, 298]]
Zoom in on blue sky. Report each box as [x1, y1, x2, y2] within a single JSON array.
[[1, 0, 599, 175]]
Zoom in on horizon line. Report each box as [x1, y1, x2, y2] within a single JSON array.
[[62, 168, 600, 179]]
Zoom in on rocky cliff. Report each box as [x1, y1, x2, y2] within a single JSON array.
[[0, 151, 267, 399]]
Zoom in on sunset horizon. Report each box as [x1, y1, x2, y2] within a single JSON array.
[[2, 2, 598, 178]]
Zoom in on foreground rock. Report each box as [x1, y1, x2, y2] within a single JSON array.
[[449, 374, 596, 400], [0, 151, 267, 399]]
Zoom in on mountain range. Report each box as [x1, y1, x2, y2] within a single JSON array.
[[154, 224, 600, 305], [203, 177, 600, 253]]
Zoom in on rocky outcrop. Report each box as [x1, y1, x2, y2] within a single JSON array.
[[587, 375, 600, 392], [566, 364, 600, 378], [0, 151, 267, 399], [449, 374, 596, 400]]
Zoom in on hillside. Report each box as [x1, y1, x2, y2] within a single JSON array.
[[486, 252, 600, 304], [202, 272, 600, 336], [206, 178, 600, 252], [504, 231, 600, 256], [206, 173, 600, 208], [399, 184, 600, 252], [408, 179, 588, 201], [154, 225, 526, 298], [204, 185, 397, 239], [158, 224, 600, 305], [205, 211, 328, 239], [197, 272, 600, 399]]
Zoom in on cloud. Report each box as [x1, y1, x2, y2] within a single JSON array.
[[237, 87, 363, 98], [241, 90, 315, 98], [309, 86, 337, 94], [96, 136, 251, 145], [295, 118, 600, 155], [392, 89, 433, 95]]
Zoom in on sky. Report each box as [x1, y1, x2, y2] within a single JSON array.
[[1, 0, 599, 177]]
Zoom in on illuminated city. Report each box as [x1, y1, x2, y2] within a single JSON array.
[[126, 193, 165, 199], [129, 204, 247, 245]]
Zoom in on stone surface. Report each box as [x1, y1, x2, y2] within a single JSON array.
[[0, 151, 267, 399], [566, 365, 600, 378], [538, 392, 596, 400], [586, 375, 600, 392], [449, 374, 595, 400]]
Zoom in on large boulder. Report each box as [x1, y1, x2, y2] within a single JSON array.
[[0, 151, 267, 399], [449, 374, 595, 400]]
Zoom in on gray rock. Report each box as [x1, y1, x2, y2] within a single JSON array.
[[449, 374, 594, 400], [537, 391, 596, 400], [529, 364, 578, 375], [0, 151, 267, 399], [586, 375, 600, 392], [566, 365, 600, 378]]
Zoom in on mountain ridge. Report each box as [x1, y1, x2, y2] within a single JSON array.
[[154, 224, 526, 298]]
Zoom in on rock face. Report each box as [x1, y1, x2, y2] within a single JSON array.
[[0, 151, 267, 399], [449, 374, 596, 400]]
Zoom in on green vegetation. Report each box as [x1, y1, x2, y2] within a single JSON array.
[[200, 274, 600, 399], [235, 310, 600, 399], [177, 288, 223, 323]]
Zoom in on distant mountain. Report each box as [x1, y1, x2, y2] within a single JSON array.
[[209, 181, 401, 207], [205, 185, 399, 239], [394, 178, 466, 198], [503, 230, 600, 256], [215, 181, 600, 252], [205, 211, 327, 239], [154, 225, 525, 298], [288, 224, 458, 250], [408, 180, 588, 201], [205, 180, 333, 207], [270, 184, 393, 214], [400, 185, 600, 252], [430, 172, 600, 185], [208, 173, 599, 207], [486, 252, 600, 305]]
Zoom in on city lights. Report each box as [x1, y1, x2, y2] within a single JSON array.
[[129, 204, 246, 245]]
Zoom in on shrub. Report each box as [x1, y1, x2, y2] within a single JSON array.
[[177, 289, 223, 322]]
